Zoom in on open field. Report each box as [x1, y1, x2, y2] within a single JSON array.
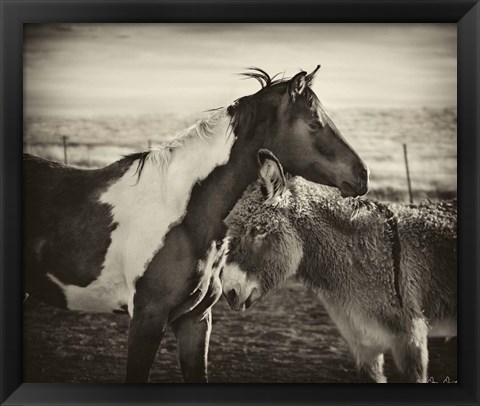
[[23, 107, 457, 383], [24, 107, 457, 202]]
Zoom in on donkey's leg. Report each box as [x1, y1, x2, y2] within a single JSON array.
[[126, 303, 169, 383], [171, 308, 212, 383], [392, 317, 429, 383], [352, 346, 387, 383], [325, 305, 387, 383]]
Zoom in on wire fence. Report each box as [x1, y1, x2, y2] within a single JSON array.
[[23, 136, 457, 203]]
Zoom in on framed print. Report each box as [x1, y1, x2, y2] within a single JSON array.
[[1, 1, 479, 405]]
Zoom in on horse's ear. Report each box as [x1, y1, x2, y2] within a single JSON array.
[[305, 64, 321, 86], [257, 149, 286, 202], [288, 71, 307, 100]]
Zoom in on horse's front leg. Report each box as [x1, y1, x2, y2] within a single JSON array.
[[126, 302, 169, 383], [171, 308, 213, 383], [170, 270, 222, 383]]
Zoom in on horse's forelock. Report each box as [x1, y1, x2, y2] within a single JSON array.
[[230, 68, 321, 138]]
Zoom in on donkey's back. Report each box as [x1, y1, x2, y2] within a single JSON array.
[[393, 199, 457, 324]]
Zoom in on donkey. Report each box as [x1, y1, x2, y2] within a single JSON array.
[[221, 150, 457, 383], [24, 67, 369, 383]]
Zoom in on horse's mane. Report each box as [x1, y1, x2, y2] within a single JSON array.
[[238, 67, 285, 88], [121, 108, 232, 181], [122, 66, 321, 180]]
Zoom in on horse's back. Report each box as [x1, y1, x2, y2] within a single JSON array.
[[23, 154, 132, 307]]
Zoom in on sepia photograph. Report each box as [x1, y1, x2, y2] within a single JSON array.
[[23, 23, 457, 383]]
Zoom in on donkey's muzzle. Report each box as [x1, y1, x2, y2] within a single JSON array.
[[224, 287, 245, 311], [226, 288, 239, 308], [223, 286, 259, 311]]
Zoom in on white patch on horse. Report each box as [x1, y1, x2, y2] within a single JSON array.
[[47, 272, 129, 313], [48, 109, 236, 315]]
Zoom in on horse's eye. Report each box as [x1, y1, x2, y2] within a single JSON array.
[[309, 121, 323, 131]]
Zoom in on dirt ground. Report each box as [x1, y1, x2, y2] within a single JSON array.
[[24, 279, 456, 384]]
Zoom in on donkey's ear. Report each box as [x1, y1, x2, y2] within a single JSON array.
[[257, 149, 286, 202], [288, 71, 307, 100]]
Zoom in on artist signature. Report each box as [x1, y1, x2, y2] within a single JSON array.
[[427, 376, 457, 384]]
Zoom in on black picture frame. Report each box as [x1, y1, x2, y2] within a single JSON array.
[[1, 1, 479, 405]]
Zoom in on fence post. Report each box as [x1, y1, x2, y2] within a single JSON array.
[[403, 143, 413, 204], [62, 135, 68, 164], [148, 139, 152, 150]]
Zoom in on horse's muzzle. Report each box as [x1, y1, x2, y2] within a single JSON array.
[[341, 166, 369, 197]]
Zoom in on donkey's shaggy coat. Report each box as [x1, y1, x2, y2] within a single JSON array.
[[222, 150, 456, 383]]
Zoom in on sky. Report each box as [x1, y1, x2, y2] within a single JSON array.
[[24, 23, 456, 117]]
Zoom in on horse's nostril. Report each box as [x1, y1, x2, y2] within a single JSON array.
[[353, 162, 369, 183], [357, 166, 369, 192], [359, 168, 368, 182], [348, 164, 370, 197]]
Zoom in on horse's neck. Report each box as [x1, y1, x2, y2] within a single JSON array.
[[182, 131, 266, 255], [163, 109, 234, 181], [112, 109, 266, 256], [131, 110, 234, 197], [100, 111, 237, 249]]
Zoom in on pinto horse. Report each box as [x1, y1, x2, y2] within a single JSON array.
[[23, 67, 369, 383]]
